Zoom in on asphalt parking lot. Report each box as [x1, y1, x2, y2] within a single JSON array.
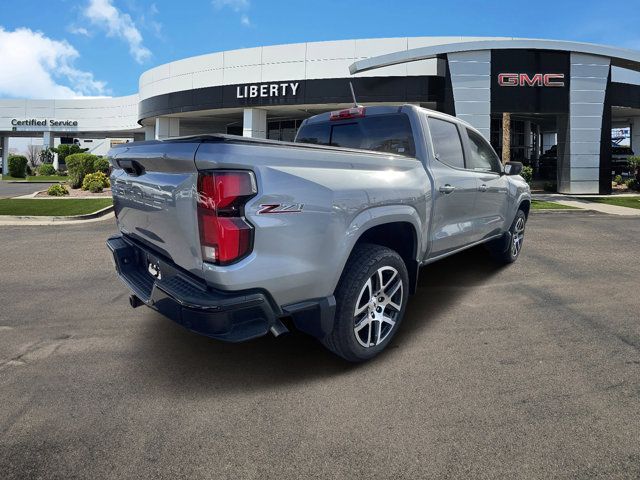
[[1, 213, 639, 479], [0, 181, 55, 199]]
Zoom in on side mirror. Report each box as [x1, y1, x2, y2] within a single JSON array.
[[504, 161, 523, 176]]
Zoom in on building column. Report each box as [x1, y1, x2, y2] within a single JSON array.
[[632, 117, 640, 157], [243, 108, 267, 139], [144, 125, 155, 141], [559, 53, 611, 194], [447, 50, 491, 140], [1, 137, 9, 176], [43, 132, 58, 169], [155, 117, 180, 140], [42, 131, 53, 150]]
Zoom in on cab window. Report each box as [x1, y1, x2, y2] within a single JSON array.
[[427, 117, 465, 169], [296, 114, 416, 157], [466, 129, 502, 173]]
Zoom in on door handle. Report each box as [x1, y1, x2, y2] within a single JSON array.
[[478, 184, 488, 192], [439, 184, 455, 194]]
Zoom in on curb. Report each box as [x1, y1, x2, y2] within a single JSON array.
[[531, 209, 601, 214], [14, 190, 112, 199], [2, 180, 63, 184], [0, 205, 114, 224]]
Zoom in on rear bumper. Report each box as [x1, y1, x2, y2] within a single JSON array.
[[106, 234, 283, 342]]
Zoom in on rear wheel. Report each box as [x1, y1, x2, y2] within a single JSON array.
[[487, 209, 527, 264], [323, 244, 408, 362]]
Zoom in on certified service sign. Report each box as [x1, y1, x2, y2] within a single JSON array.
[[11, 119, 79, 127]]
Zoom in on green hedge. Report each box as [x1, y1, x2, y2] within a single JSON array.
[[8, 155, 28, 178], [38, 163, 56, 176], [66, 153, 99, 188], [93, 157, 110, 174]]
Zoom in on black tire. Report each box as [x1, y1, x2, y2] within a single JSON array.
[[486, 209, 527, 264], [323, 244, 409, 362]]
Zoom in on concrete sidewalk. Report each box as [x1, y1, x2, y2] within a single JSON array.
[[534, 194, 640, 216]]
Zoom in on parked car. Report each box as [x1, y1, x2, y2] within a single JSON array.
[[106, 105, 531, 362]]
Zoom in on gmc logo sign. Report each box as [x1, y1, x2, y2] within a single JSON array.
[[498, 73, 565, 87]]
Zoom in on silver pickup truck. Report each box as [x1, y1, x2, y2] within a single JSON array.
[[106, 105, 531, 361]]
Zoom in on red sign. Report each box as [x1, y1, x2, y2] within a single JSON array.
[[498, 73, 565, 87]]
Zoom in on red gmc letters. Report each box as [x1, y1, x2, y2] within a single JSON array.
[[498, 73, 565, 87]]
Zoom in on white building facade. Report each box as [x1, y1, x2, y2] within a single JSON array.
[[2, 36, 640, 194]]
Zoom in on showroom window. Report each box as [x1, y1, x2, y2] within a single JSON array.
[[268, 120, 304, 142]]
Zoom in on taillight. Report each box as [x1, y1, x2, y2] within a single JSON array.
[[197, 170, 257, 265], [329, 106, 366, 121]]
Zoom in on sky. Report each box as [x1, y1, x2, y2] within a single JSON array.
[[1, 0, 640, 100]]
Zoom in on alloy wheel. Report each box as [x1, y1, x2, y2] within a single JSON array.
[[511, 216, 526, 257], [353, 266, 403, 348]]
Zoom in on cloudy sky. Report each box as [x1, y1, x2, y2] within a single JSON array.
[[1, 0, 639, 99]]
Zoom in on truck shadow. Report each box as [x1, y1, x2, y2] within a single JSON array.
[[397, 246, 504, 341], [135, 246, 503, 394]]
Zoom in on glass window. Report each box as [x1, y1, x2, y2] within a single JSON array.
[[467, 129, 502, 173], [330, 123, 362, 149], [295, 123, 330, 145], [296, 114, 416, 157], [428, 117, 464, 169]]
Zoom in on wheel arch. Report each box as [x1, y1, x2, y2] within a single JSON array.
[[335, 206, 423, 297], [519, 198, 531, 219]]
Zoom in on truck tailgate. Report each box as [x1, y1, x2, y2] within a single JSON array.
[[109, 141, 204, 278]]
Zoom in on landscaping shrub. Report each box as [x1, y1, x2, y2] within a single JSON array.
[[93, 157, 110, 174], [613, 174, 623, 185], [82, 171, 110, 192], [521, 166, 533, 184], [625, 178, 639, 190], [47, 184, 69, 196], [628, 156, 640, 181], [38, 163, 56, 176], [66, 153, 99, 188], [84, 178, 104, 193], [8, 155, 28, 178], [26, 165, 33, 176], [54, 144, 88, 167]]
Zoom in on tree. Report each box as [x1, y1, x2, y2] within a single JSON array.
[[39, 147, 55, 164], [502, 112, 511, 165], [26, 144, 42, 168], [54, 144, 89, 166]]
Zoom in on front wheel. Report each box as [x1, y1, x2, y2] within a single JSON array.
[[487, 209, 527, 264], [323, 244, 409, 362]]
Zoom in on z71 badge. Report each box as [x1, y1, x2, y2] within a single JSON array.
[[257, 204, 304, 214]]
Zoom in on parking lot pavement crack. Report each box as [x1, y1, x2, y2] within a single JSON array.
[[0, 338, 68, 370]]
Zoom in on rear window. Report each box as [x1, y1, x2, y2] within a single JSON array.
[[296, 113, 416, 157]]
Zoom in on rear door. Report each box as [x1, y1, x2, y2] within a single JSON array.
[[109, 140, 204, 278], [426, 116, 479, 256]]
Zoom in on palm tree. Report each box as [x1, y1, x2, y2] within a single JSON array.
[[502, 112, 511, 165]]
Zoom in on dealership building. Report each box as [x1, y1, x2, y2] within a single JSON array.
[[2, 36, 640, 194]]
